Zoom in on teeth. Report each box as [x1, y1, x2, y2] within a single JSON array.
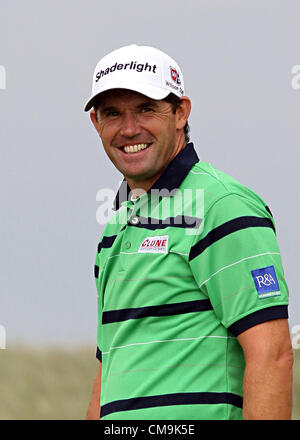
[[123, 143, 150, 153]]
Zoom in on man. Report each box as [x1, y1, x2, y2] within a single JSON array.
[[85, 44, 293, 420]]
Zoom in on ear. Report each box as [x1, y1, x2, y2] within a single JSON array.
[[175, 97, 191, 130], [90, 109, 101, 134]]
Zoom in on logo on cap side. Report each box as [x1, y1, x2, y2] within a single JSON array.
[[170, 67, 181, 85]]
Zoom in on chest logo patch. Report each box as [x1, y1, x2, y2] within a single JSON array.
[[251, 265, 281, 298], [138, 235, 168, 254]]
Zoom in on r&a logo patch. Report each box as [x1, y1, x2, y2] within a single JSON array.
[[251, 265, 281, 299]]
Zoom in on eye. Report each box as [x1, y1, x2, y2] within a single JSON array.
[[107, 111, 120, 117], [141, 106, 153, 113]]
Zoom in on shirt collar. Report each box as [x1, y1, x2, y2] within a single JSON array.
[[112, 142, 199, 211]]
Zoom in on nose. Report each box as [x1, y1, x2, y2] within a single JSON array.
[[119, 112, 141, 138]]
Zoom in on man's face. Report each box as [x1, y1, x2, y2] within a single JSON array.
[[90, 89, 190, 188]]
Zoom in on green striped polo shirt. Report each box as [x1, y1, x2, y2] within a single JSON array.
[[94, 142, 289, 420]]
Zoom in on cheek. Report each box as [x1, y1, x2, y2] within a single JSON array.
[[98, 122, 115, 145], [143, 116, 173, 138], [98, 122, 108, 138]]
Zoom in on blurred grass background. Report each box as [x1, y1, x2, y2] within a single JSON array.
[[0, 346, 97, 420], [0, 346, 299, 419]]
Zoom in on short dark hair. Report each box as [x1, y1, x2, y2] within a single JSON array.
[[162, 93, 190, 144], [93, 92, 190, 144]]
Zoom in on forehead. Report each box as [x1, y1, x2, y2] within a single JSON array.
[[96, 89, 159, 109]]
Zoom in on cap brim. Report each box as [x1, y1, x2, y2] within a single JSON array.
[[84, 81, 170, 112]]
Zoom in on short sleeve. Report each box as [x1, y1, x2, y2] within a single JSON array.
[[188, 193, 289, 336]]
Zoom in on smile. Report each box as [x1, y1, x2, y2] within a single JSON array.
[[122, 143, 152, 154]]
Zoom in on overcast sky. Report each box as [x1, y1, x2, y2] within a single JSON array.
[[0, 0, 299, 346]]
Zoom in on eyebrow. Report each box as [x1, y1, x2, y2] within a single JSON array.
[[99, 101, 159, 114], [99, 106, 119, 114], [137, 101, 159, 109]]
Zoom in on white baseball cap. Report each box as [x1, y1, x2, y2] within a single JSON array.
[[84, 44, 185, 111]]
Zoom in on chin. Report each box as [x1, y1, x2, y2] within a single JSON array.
[[124, 168, 156, 181]]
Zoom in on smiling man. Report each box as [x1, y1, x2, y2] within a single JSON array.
[[85, 44, 293, 420], [90, 88, 190, 194]]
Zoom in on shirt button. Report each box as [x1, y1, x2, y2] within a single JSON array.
[[130, 215, 139, 225], [125, 241, 131, 249]]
